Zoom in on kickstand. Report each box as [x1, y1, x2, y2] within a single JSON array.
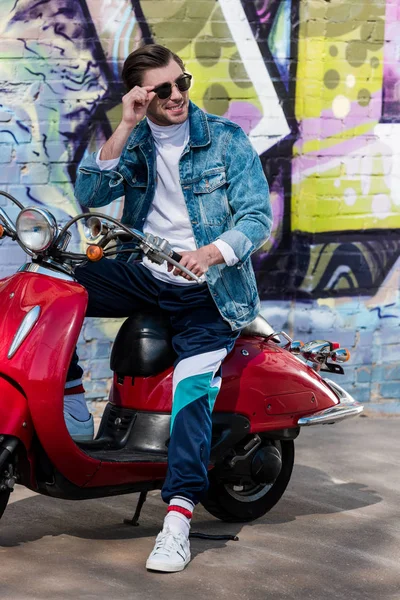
[[123, 491, 148, 526], [189, 532, 239, 541]]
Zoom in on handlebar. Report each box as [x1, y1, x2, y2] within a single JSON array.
[[0, 190, 24, 210], [0, 192, 201, 283]]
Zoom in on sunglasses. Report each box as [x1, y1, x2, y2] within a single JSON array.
[[153, 73, 192, 100]]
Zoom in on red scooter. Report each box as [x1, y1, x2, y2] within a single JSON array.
[[0, 191, 363, 526]]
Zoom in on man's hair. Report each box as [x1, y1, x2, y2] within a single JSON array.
[[121, 44, 185, 90]]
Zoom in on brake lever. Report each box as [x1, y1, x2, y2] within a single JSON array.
[[158, 249, 201, 283], [139, 233, 201, 283]]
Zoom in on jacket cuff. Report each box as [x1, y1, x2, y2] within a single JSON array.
[[96, 148, 121, 171], [212, 239, 239, 267], [217, 230, 254, 264]]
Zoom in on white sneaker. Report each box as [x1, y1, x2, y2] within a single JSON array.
[[146, 526, 191, 572]]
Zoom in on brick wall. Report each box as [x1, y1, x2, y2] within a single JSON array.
[[1, 0, 399, 412]]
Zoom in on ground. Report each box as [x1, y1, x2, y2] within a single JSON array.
[[0, 416, 399, 600]]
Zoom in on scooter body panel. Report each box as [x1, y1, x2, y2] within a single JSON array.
[[216, 338, 340, 432], [110, 370, 174, 412], [0, 376, 33, 447], [0, 272, 102, 486]]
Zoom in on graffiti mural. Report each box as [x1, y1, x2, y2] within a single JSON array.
[[1, 0, 399, 408]]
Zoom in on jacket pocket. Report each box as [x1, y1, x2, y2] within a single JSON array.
[[193, 170, 230, 226]]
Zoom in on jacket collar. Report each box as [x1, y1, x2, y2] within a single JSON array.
[[187, 101, 210, 147], [126, 101, 210, 150], [126, 119, 151, 150]]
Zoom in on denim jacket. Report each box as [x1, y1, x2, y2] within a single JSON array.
[[74, 101, 272, 330]]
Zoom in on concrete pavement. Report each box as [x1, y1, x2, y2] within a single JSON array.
[[0, 416, 399, 600]]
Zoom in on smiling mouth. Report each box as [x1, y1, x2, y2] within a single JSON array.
[[166, 102, 185, 112]]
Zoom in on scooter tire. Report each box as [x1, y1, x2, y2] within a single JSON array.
[[0, 489, 11, 521], [202, 440, 294, 523]]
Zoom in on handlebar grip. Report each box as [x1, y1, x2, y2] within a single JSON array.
[[171, 250, 182, 263]]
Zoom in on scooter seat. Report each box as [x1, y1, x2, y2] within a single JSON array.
[[240, 314, 278, 339], [110, 312, 278, 378], [110, 310, 176, 378]]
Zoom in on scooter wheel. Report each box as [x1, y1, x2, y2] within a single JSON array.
[[202, 440, 294, 523]]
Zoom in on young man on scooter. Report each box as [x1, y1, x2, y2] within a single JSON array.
[[67, 44, 271, 572]]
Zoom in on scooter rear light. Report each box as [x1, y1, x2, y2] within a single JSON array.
[[331, 342, 340, 350], [86, 245, 104, 261]]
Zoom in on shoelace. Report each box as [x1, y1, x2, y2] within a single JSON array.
[[154, 531, 186, 557]]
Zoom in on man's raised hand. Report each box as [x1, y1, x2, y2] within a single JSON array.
[[121, 86, 156, 129]]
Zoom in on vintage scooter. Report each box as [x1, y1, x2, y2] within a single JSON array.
[[0, 191, 363, 527]]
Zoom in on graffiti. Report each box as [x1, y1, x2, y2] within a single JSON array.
[[1, 0, 400, 406], [284, 0, 400, 298]]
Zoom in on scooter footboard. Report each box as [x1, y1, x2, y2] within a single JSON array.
[[0, 375, 33, 448]]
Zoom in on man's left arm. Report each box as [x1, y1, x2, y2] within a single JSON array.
[[217, 125, 272, 265]]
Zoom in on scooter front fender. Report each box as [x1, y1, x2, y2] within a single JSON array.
[[0, 271, 101, 486], [0, 375, 33, 448]]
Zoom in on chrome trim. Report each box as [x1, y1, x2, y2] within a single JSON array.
[[8, 305, 41, 359], [297, 404, 364, 426], [266, 330, 292, 346], [297, 378, 364, 425], [57, 229, 72, 251], [323, 378, 357, 404], [18, 262, 75, 281]]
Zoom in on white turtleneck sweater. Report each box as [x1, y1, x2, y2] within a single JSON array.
[[96, 117, 238, 285]]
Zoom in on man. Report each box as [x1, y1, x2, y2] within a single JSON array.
[[67, 44, 271, 572]]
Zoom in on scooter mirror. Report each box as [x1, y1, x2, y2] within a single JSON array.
[[84, 216, 104, 240]]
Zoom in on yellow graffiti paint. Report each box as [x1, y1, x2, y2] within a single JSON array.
[[139, 0, 262, 116], [293, 1, 397, 233]]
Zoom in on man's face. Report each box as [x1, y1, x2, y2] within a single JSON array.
[[142, 59, 190, 126]]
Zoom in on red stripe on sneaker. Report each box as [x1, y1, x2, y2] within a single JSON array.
[[167, 505, 193, 519], [64, 384, 85, 395]]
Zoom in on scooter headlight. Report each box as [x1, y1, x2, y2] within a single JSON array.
[[16, 208, 57, 252]]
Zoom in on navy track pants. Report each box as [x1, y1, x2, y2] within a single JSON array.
[[67, 259, 239, 504]]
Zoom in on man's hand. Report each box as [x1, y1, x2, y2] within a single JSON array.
[[121, 86, 156, 129], [99, 86, 156, 161], [168, 244, 225, 281]]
